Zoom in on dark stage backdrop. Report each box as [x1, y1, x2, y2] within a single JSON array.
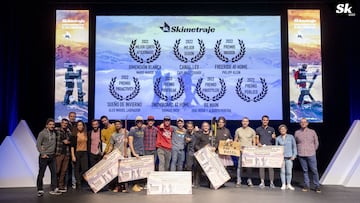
[[1, 0, 359, 174]]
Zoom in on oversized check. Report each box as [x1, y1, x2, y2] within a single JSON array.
[[83, 148, 123, 193], [147, 171, 192, 195], [241, 146, 284, 168], [194, 145, 231, 189], [118, 155, 154, 182]]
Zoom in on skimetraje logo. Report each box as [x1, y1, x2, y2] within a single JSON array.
[[335, 2, 356, 16], [160, 22, 215, 34]]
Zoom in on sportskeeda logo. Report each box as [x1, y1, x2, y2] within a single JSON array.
[[160, 22, 215, 34], [335, 2, 356, 16]]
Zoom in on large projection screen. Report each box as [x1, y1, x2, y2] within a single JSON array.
[[94, 16, 282, 120]]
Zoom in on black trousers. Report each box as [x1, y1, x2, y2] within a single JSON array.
[[74, 151, 88, 186], [37, 154, 57, 191]]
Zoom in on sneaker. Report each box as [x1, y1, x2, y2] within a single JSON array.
[[302, 187, 309, 192], [58, 188, 67, 193], [112, 186, 119, 192], [137, 184, 144, 190], [72, 183, 76, 189], [37, 190, 44, 197], [270, 183, 276, 189], [247, 179, 254, 187], [49, 188, 62, 195], [287, 184, 295, 190], [235, 183, 241, 188], [281, 184, 286, 190], [315, 187, 321, 193], [132, 184, 142, 192], [259, 182, 265, 189]]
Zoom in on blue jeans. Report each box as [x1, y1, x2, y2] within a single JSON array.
[[237, 153, 252, 184], [280, 158, 293, 185], [298, 155, 320, 188], [170, 148, 185, 171]]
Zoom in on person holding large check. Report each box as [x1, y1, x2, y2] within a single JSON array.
[[234, 117, 256, 188], [255, 115, 276, 189], [193, 121, 213, 188], [128, 116, 146, 192], [106, 120, 128, 193]]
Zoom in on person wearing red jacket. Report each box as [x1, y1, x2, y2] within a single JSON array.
[[156, 116, 173, 171]]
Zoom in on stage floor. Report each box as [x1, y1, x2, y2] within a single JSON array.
[[1, 169, 359, 203]]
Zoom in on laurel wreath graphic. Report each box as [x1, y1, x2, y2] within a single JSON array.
[[154, 77, 185, 101], [129, 39, 161, 64], [147, 40, 161, 63], [109, 77, 140, 101], [215, 40, 229, 62], [232, 39, 246, 62], [191, 39, 206, 63], [173, 39, 205, 63], [235, 77, 268, 102], [253, 78, 268, 102], [215, 39, 246, 63], [196, 78, 227, 101]]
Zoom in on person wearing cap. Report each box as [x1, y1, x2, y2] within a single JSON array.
[[170, 117, 187, 171], [144, 115, 158, 170], [128, 116, 146, 192], [156, 116, 174, 171]]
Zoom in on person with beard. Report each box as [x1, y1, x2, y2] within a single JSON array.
[[144, 115, 158, 170], [55, 118, 72, 193], [100, 115, 116, 155], [170, 117, 187, 171], [214, 117, 233, 173], [36, 118, 62, 196], [87, 119, 103, 168], [234, 117, 256, 188], [67, 111, 77, 189]]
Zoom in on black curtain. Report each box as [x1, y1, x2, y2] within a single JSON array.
[[1, 2, 19, 139]]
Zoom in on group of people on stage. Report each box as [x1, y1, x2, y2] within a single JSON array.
[[35, 112, 322, 197]]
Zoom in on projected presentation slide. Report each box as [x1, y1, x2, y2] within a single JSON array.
[[288, 10, 323, 123], [54, 10, 89, 122], [95, 16, 282, 120]]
